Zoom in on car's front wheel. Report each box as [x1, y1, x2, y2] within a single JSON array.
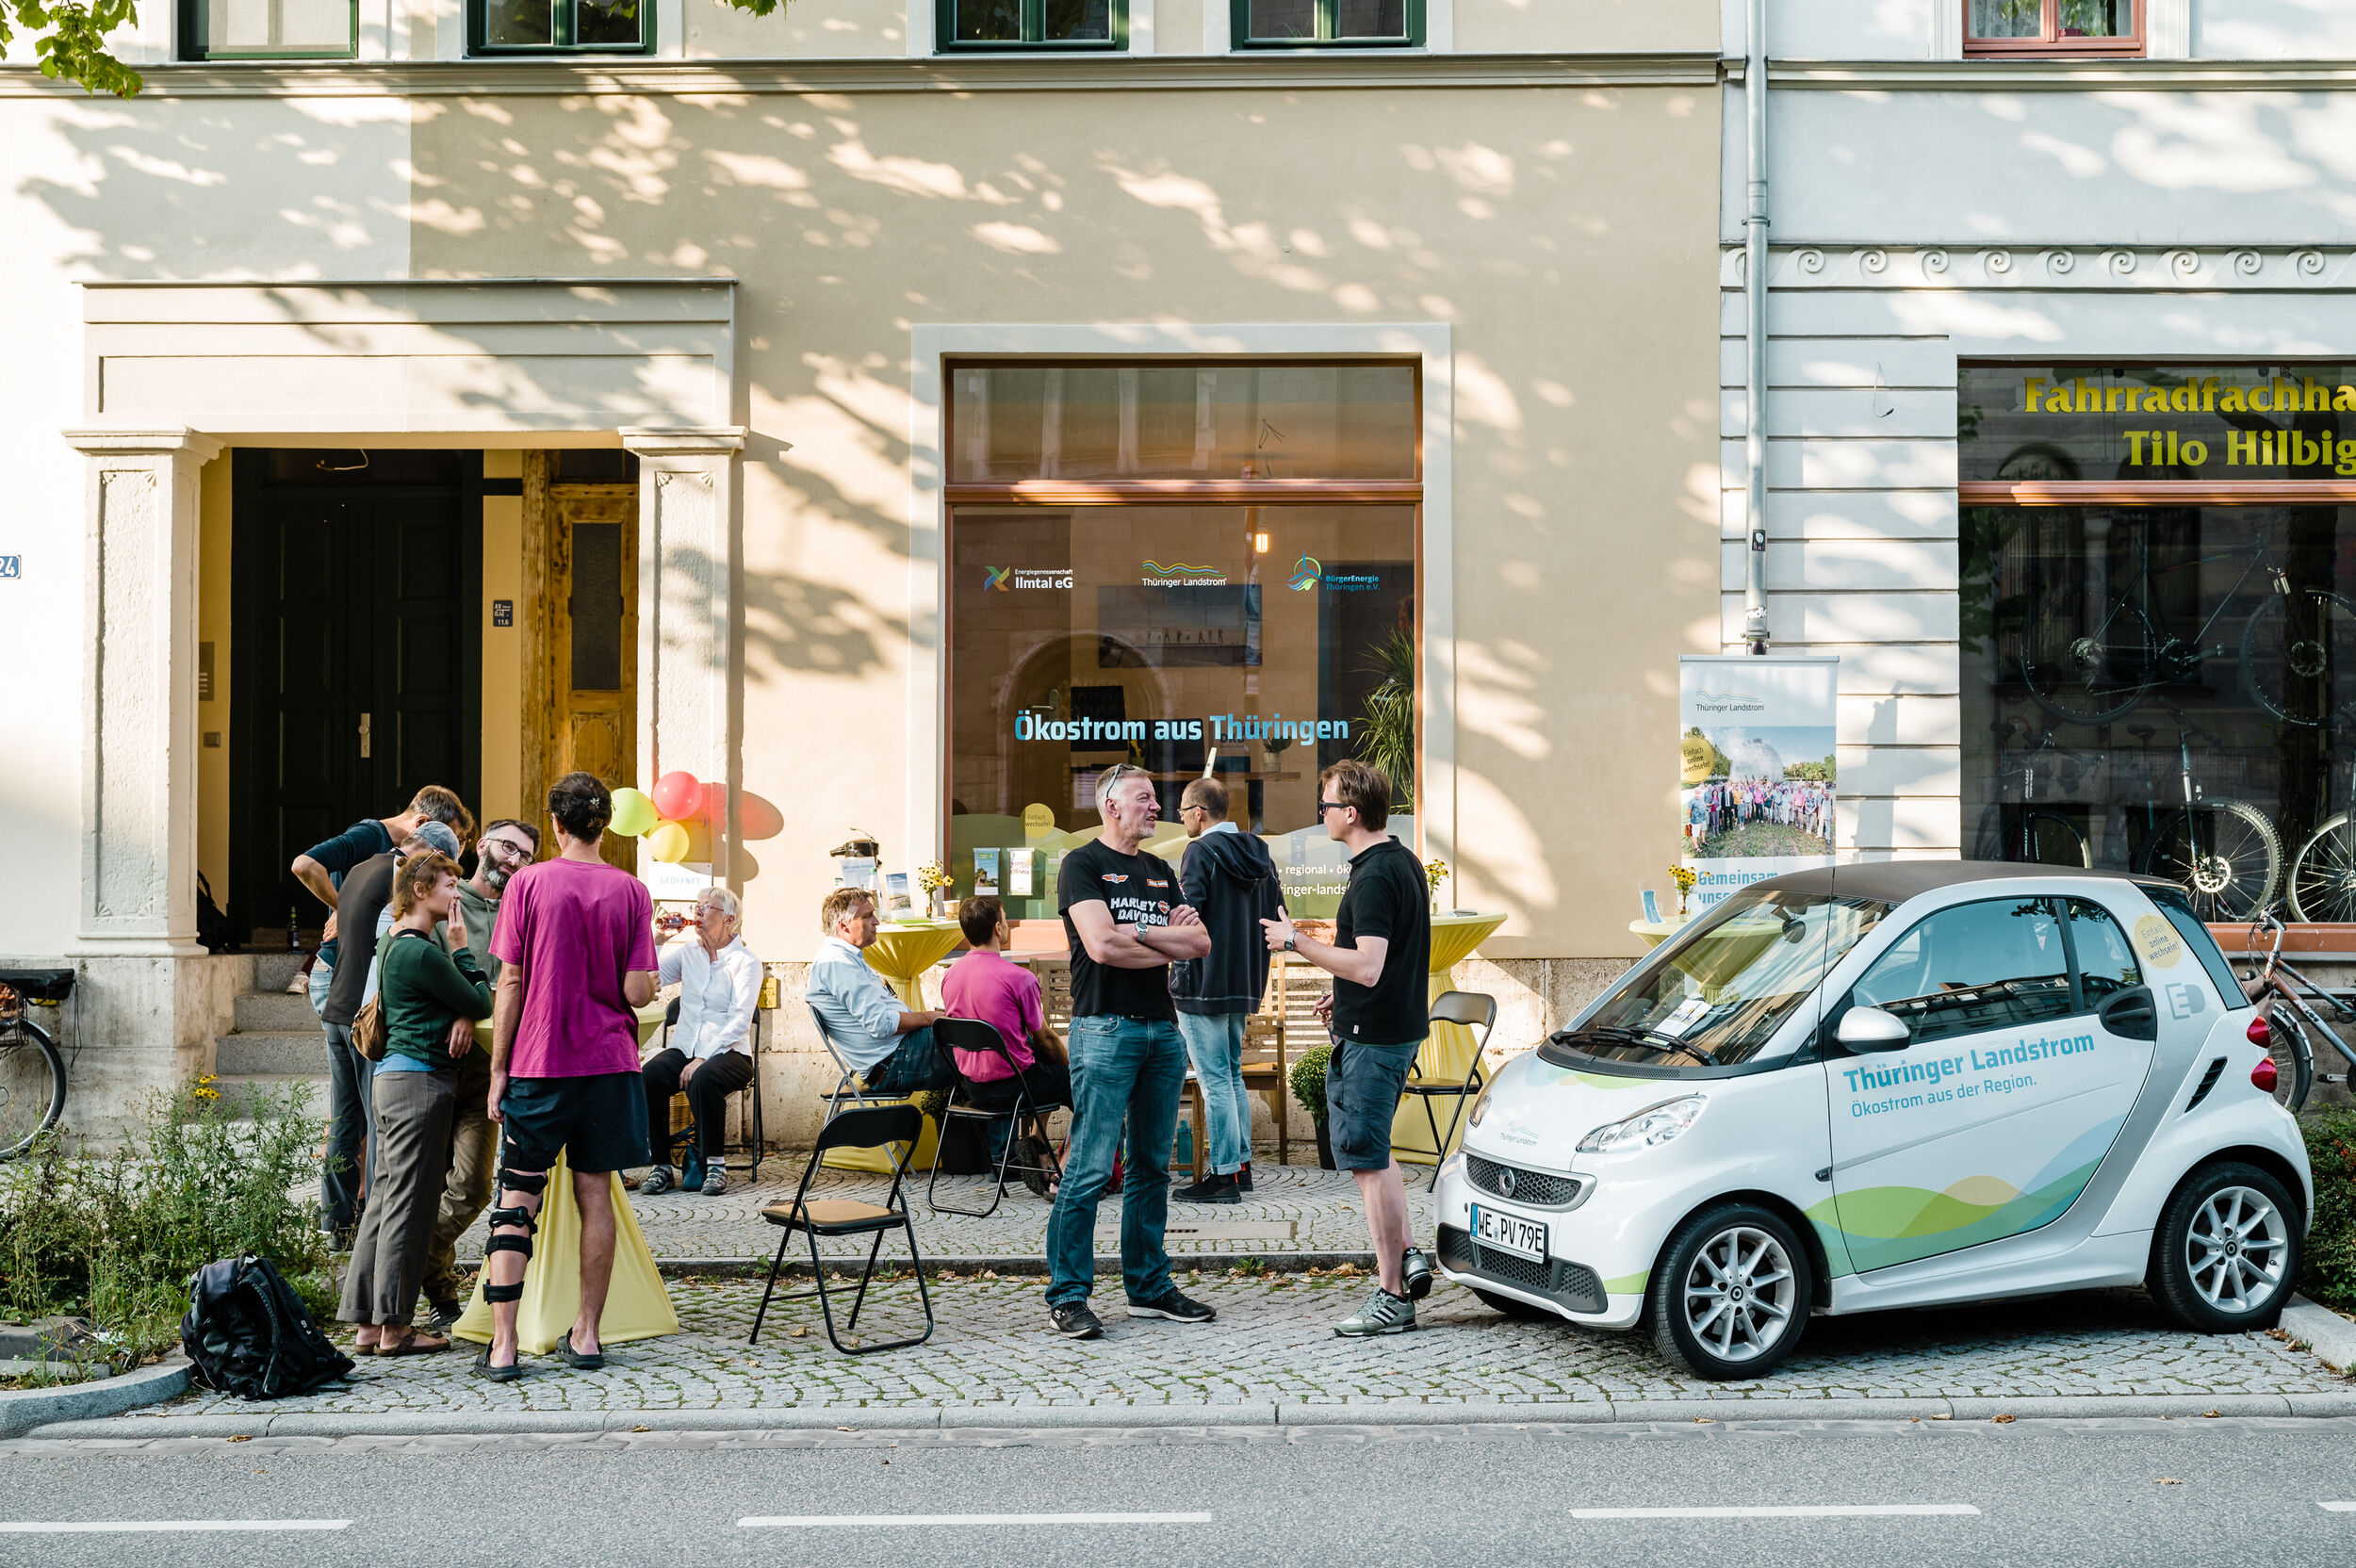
[[2149, 1161, 2300, 1332], [1648, 1202, 1812, 1380]]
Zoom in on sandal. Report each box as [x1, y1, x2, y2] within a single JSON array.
[[556, 1330, 605, 1371], [473, 1347, 523, 1383], [375, 1330, 451, 1356]]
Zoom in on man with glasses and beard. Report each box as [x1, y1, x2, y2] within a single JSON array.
[[419, 818, 539, 1332]]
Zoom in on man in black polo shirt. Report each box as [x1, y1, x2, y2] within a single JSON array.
[[1263, 759, 1433, 1336]]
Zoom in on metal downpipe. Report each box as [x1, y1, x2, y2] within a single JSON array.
[[1742, 0, 1770, 655]]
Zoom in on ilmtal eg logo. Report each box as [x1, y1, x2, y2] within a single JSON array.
[[984, 566, 1012, 591]]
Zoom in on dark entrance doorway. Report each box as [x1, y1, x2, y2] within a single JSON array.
[[229, 449, 483, 939]]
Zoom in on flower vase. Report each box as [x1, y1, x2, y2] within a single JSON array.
[[1676, 890, 1690, 919], [930, 889, 949, 919]]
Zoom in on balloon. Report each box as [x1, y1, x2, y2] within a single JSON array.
[[609, 787, 659, 838], [651, 771, 703, 821], [646, 821, 692, 863]]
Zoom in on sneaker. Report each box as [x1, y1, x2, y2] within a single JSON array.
[[1400, 1246, 1434, 1301], [283, 969, 311, 995], [701, 1164, 728, 1197], [1125, 1288, 1216, 1323], [1174, 1173, 1240, 1204], [1051, 1302, 1104, 1339], [637, 1166, 676, 1196], [1334, 1285, 1417, 1337], [1017, 1135, 1054, 1199], [425, 1298, 465, 1336]]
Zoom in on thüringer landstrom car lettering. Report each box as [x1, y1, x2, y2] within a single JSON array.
[[1434, 863, 2310, 1380]]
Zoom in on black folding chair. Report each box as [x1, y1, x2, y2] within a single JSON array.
[[748, 1103, 934, 1354], [925, 1017, 1066, 1218], [808, 1004, 904, 1114], [1402, 989, 1497, 1192]]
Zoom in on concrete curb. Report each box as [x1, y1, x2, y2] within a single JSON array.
[[648, 1254, 1380, 1279], [2283, 1295, 2356, 1375], [32, 1389, 2356, 1441], [0, 1359, 191, 1439]]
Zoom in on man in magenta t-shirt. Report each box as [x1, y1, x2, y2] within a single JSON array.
[[941, 895, 1070, 1115], [477, 772, 659, 1381]]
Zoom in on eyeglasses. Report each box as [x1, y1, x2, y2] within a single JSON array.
[[483, 838, 532, 862], [1317, 800, 1349, 815]]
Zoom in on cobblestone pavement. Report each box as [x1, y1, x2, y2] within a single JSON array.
[[151, 1272, 2347, 1420], [451, 1160, 1419, 1263]]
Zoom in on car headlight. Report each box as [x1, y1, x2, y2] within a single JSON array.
[[1576, 1094, 1706, 1153], [1465, 1073, 1501, 1129]]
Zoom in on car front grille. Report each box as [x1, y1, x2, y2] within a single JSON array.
[[1464, 1152, 1586, 1209], [1437, 1224, 1608, 1314]]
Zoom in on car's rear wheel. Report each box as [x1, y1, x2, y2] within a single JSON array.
[[1470, 1286, 1557, 1322], [1647, 1202, 1811, 1380], [2149, 1160, 2300, 1333]]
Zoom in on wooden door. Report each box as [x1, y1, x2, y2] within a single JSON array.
[[533, 477, 639, 870]]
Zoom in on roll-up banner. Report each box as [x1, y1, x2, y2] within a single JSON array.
[[1678, 655, 1840, 914]]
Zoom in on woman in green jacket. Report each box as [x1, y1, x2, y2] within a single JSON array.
[[339, 851, 493, 1355]]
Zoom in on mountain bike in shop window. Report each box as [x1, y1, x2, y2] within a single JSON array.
[[2120, 711, 2281, 924], [2018, 513, 2356, 729], [1970, 720, 2091, 867]]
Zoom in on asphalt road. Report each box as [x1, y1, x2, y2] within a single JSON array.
[[6, 1417, 2356, 1567]]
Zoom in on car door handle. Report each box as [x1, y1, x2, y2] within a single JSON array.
[[2098, 986, 2158, 1042]]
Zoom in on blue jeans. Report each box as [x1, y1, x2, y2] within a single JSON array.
[[1175, 1011, 1251, 1176], [859, 1025, 953, 1097], [1045, 1017, 1187, 1308], [320, 1021, 376, 1236]]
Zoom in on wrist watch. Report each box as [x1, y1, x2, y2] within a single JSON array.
[[1282, 932, 1297, 952]]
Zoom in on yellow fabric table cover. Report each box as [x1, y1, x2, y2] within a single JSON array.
[[822, 921, 962, 1173], [471, 999, 668, 1053], [1391, 910, 1509, 1166], [449, 1150, 679, 1354]]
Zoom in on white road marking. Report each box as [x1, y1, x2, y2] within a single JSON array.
[[2320, 1502, 2356, 1512], [1570, 1505, 1981, 1520], [0, 1521, 352, 1534], [740, 1512, 1215, 1528]]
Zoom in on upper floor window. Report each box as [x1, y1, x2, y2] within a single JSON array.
[[1234, 0, 1422, 48], [472, 0, 650, 54], [938, 0, 1124, 50], [180, 0, 354, 58], [1966, 0, 2143, 57]]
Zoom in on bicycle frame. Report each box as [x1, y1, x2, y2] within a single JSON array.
[[2094, 527, 2281, 671], [2249, 914, 2353, 1088]]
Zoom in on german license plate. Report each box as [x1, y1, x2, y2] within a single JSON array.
[[1470, 1203, 1547, 1261]]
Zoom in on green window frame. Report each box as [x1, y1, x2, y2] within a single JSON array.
[[179, 0, 357, 59], [1231, 0, 1422, 48], [936, 0, 1127, 51], [469, 0, 654, 55]]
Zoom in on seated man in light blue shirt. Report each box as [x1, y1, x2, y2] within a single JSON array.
[[808, 888, 956, 1096]]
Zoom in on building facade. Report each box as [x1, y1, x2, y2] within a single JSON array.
[[0, 0, 1725, 1138], [1732, 1, 2356, 958]]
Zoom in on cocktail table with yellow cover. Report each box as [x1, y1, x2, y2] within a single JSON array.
[[822, 920, 965, 1173], [1389, 909, 1509, 1168], [452, 1000, 680, 1354]]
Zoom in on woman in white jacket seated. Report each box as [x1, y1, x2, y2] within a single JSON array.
[[637, 887, 763, 1196]]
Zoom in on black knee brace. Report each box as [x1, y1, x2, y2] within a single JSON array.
[[483, 1183, 541, 1302], [499, 1165, 549, 1196]]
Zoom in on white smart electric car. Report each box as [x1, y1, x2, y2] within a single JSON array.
[[1433, 863, 2310, 1380]]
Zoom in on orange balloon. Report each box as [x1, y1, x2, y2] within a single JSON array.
[[651, 771, 703, 820]]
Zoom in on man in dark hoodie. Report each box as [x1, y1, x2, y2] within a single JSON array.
[[1169, 776, 1282, 1203]]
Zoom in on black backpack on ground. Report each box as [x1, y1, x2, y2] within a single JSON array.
[[195, 874, 239, 955], [181, 1254, 355, 1399]]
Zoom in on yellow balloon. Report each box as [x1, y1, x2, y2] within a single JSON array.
[[646, 821, 692, 863], [610, 787, 659, 838]]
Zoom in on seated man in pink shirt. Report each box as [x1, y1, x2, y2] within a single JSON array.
[[941, 895, 1071, 1125]]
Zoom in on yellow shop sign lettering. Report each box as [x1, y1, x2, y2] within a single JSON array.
[[2023, 374, 2356, 416]]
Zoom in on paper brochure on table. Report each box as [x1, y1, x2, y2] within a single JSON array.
[[1677, 655, 1839, 914]]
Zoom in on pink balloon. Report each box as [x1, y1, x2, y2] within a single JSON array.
[[700, 781, 728, 825], [650, 771, 703, 820]]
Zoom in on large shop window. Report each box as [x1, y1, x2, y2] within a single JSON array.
[[946, 362, 1419, 919], [1959, 362, 2356, 923]]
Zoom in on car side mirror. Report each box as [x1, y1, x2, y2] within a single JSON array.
[[1836, 1005, 1911, 1054]]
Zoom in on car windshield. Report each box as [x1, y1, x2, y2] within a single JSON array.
[[1565, 887, 1894, 1067]]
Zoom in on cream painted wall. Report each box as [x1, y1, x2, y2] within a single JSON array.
[[406, 80, 1720, 961], [687, 0, 908, 57], [1457, 0, 1716, 55], [481, 449, 527, 827], [196, 456, 234, 910]]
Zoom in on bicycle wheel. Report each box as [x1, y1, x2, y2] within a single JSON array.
[[2265, 1008, 2316, 1115], [0, 1019, 67, 1161], [2290, 813, 2356, 924], [2021, 810, 2092, 868], [2021, 602, 2157, 726], [2240, 584, 2356, 728], [2139, 803, 2282, 923]]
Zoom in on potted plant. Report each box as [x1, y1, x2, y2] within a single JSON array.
[[1290, 1043, 1336, 1169]]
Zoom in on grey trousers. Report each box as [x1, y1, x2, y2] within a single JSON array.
[[420, 1047, 498, 1309], [337, 1068, 458, 1328]]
